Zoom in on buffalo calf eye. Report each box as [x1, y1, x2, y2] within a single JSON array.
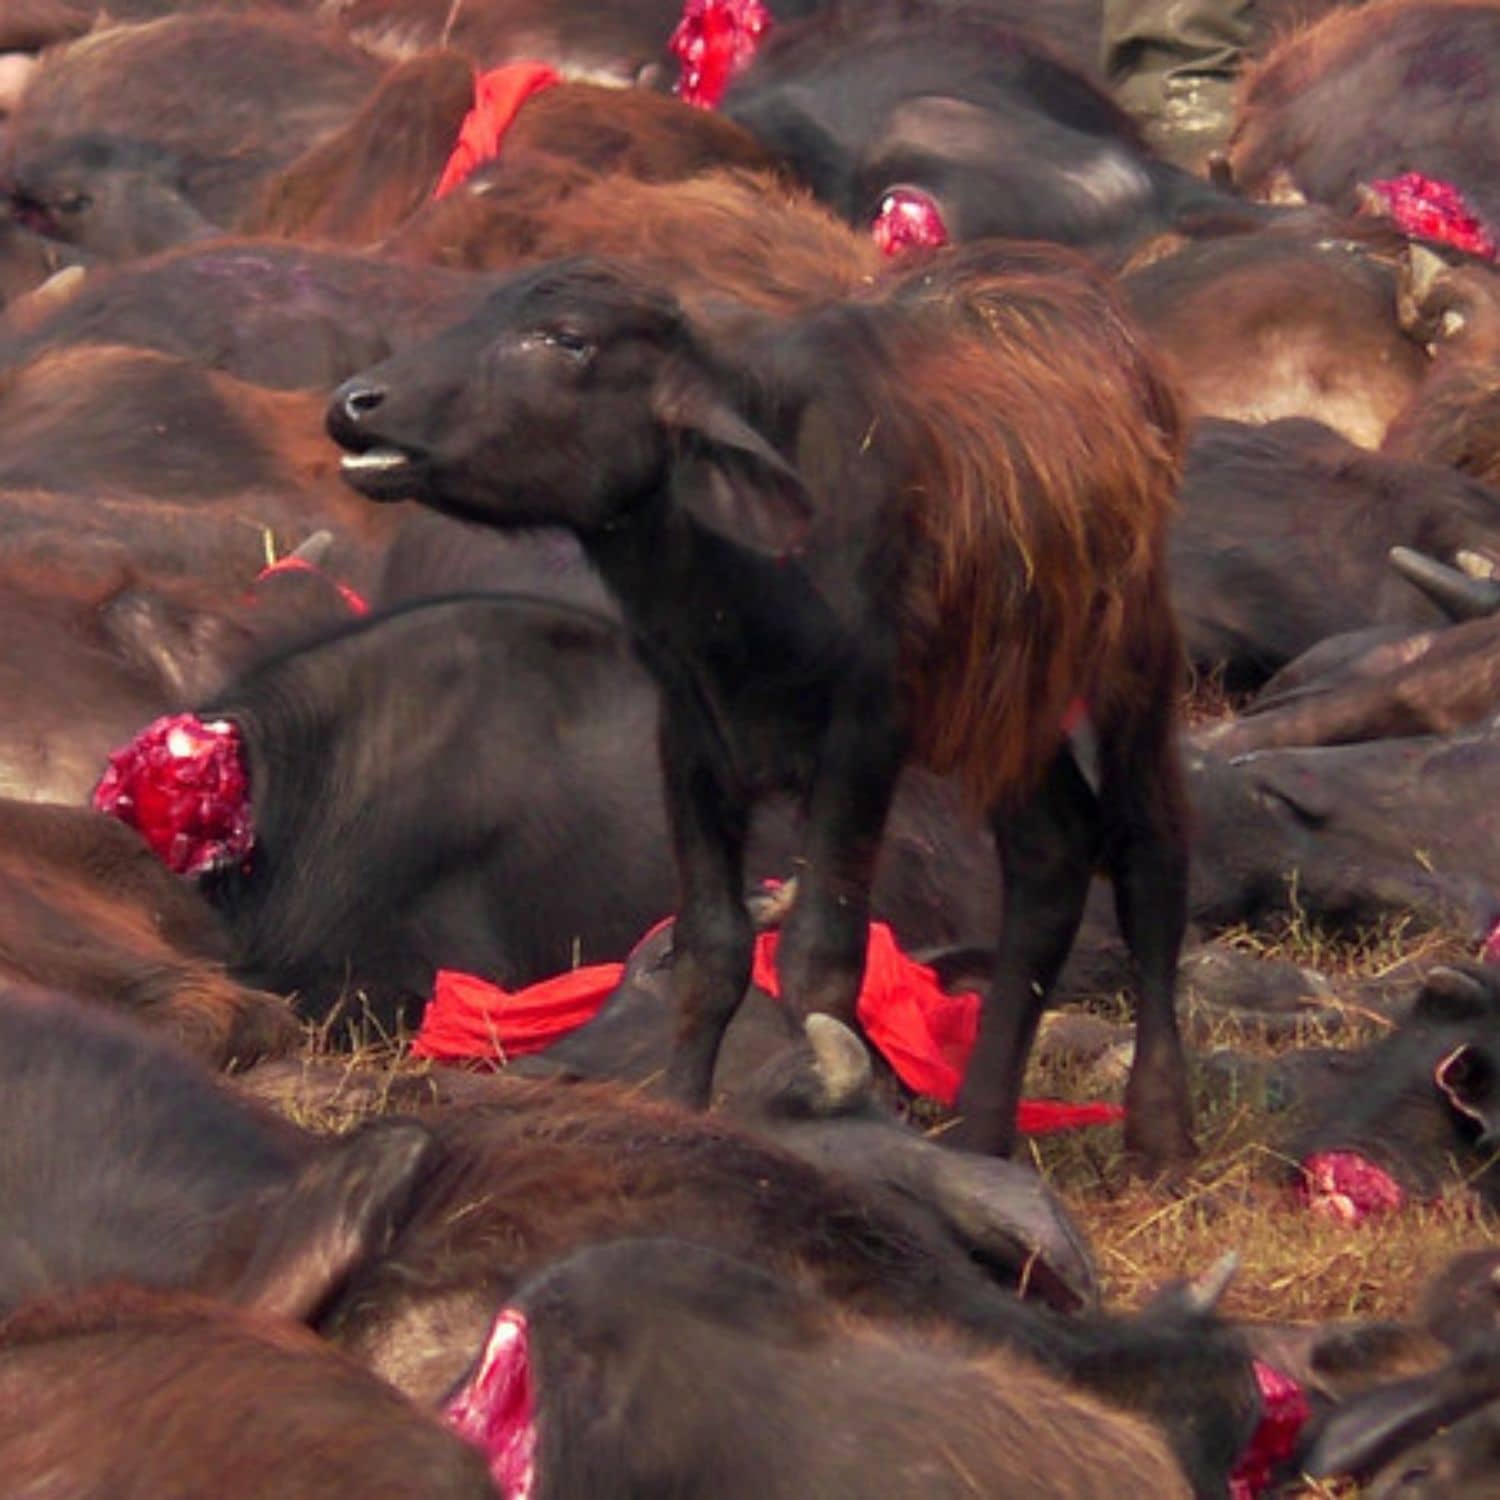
[[56, 192, 92, 215], [546, 329, 594, 360]]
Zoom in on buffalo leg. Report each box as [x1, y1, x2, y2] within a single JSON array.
[[659, 712, 753, 1111], [775, 690, 905, 1027], [949, 749, 1100, 1158], [1098, 720, 1196, 1172]]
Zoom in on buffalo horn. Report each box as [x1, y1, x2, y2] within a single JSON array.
[[1389, 546, 1500, 619]]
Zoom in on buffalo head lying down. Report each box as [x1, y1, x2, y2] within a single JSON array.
[[329, 248, 1194, 1171]]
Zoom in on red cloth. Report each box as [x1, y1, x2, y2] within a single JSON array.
[[412, 916, 1125, 1131], [1368, 171, 1497, 261], [253, 555, 369, 616], [432, 62, 561, 200]]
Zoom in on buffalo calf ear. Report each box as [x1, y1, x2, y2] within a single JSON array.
[[199, 1117, 436, 1324], [651, 363, 812, 556], [1413, 965, 1497, 1024]]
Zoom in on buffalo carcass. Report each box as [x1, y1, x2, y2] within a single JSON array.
[[1188, 719, 1500, 937], [463, 1237, 1194, 1499], [115, 590, 998, 1030], [1282, 963, 1500, 1221], [0, 798, 297, 1066], [0, 1287, 497, 1499], [1196, 549, 1500, 757], [1170, 417, 1500, 691], [718, 0, 1243, 255], [1226, 0, 1500, 240], [0, 532, 362, 802], [0, 983, 435, 1320], [1385, 245, 1500, 488], [245, 59, 776, 248], [3, 13, 381, 258], [1122, 219, 1430, 450], [327, 243, 1194, 1169], [0, 980, 1256, 1493], [0, 239, 501, 392]]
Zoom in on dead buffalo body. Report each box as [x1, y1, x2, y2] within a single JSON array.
[[1228, 0, 1500, 235], [0, 240, 500, 392], [1170, 417, 1500, 690], [1123, 222, 1428, 449], [1384, 248, 1500, 489], [4, 14, 382, 255], [250, 65, 776, 248], [1197, 605, 1500, 758], [0, 983, 434, 1319], [476, 1238, 1193, 1500], [328, 247, 1195, 1169], [720, 0, 1236, 253], [521, 984, 1101, 1311], [191, 592, 997, 1028], [1187, 722, 1500, 936], [0, 799, 296, 1065], [0, 1288, 497, 1499], [315, 1082, 1255, 1492], [1285, 964, 1500, 1218], [0, 534, 364, 802], [387, 163, 881, 320]]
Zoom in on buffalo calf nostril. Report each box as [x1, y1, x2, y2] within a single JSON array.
[[343, 386, 385, 422]]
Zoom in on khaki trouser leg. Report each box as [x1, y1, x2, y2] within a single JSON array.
[[1101, 0, 1255, 169]]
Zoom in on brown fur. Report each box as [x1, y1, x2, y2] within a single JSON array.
[[10, 13, 382, 223], [0, 801, 299, 1067], [1124, 222, 1431, 449], [240, 50, 476, 245], [1229, 0, 1500, 220], [0, 343, 407, 548], [323, 1079, 1027, 1402], [853, 247, 1184, 810], [394, 164, 881, 317], [520, 1240, 1193, 1500], [0, 1286, 495, 1498], [500, 80, 774, 177]]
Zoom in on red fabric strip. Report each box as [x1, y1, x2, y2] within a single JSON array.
[[412, 916, 1124, 1131], [432, 62, 561, 200]]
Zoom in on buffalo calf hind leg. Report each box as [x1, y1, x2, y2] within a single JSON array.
[[660, 720, 754, 1111], [949, 751, 1101, 1158], [1101, 730, 1196, 1174]]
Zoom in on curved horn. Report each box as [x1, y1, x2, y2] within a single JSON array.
[[289, 529, 335, 566], [1185, 1250, 1240, 1314], [804, 1014, 873, 1113], [1390, 546, 1500, 620]]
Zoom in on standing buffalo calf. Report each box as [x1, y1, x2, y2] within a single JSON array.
[[329, 244, 1194, 1170]]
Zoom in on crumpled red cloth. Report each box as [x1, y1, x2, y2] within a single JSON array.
[[1229, 1361, 1311, 1500], [412, 915, 1125, 1129], [445, 1308, 537, 1500], [1367, 171, 1497, 261], [670, 0, 773, 109], [432, 62, 561, 200], [1295, 1150, 1405, 1224], [92, 714, 254, 877]]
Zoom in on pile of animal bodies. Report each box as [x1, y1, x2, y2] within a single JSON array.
[[10, 0, 1500, 1492]]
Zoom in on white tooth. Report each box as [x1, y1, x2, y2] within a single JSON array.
[[340, 449, 410, 472]]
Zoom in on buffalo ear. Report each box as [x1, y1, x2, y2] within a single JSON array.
[[196, 1117, 436, 1324], [651, 363, 812, 556]]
